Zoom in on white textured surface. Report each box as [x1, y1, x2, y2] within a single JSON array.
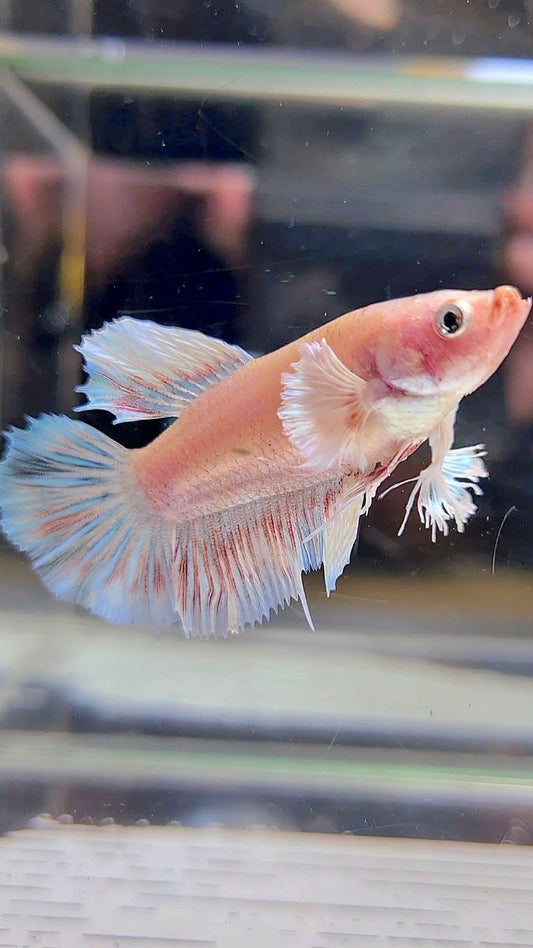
[[1, 823, 533, 946]]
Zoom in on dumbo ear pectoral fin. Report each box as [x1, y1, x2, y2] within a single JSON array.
[[278, 339, 371, 472], [397, 407, 488, 541]]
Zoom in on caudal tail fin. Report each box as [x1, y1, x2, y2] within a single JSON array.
[[0, 415, 175, 626]]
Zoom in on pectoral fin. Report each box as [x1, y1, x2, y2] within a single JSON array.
[[278, 339, 374, 473]]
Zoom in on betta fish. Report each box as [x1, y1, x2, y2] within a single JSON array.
[[0, 285, 529, 636]]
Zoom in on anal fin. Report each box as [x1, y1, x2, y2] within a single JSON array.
[[173, 479, 346, 637]]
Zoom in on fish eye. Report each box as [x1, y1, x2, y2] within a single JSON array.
[[434, 302, 469, 337]]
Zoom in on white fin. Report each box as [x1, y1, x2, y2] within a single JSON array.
[[278, 339, 373, 473], [323, 491, 364, 596], [310, 446, 414, 596], [397, 408, 488, 542], [302, 442, 415, 587], [1, 412, 356, 636], [0, 415, 176, 626], [173, 486, 332, 637], [74, 317, 253, 423]]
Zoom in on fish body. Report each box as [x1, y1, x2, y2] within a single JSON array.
[[133, 288, 496, 513], [0, 285, 529, 636]]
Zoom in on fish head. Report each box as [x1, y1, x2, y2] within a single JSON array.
[[373, 285, 531, 399]]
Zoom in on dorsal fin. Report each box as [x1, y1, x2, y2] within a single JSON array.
[[74, 317, 253, 424]]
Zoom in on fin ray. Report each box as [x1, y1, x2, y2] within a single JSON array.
[[75, 317, 253, 423], [2, 414, 365, 636], [278, 339, 372, 473], [323, 490, 364, 596], [397, 409, 488, 541], [172, 481, 342, 637], [1, 415, 176, 626]]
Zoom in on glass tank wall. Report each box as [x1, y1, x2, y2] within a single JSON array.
[[1, 0, 533, 854]]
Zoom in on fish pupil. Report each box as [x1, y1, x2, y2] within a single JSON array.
[[442, 309, 461, 333]]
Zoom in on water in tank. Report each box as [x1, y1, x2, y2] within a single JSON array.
[[0, 1, 533, 943]]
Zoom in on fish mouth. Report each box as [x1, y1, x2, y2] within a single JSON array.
[[490, 284, 531, 327], [465, 285, 531, 395]]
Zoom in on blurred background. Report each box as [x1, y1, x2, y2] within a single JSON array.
[[1, 0, 533, 849]]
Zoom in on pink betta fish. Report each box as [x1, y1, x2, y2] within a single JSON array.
[[1, 285, 529, 636]]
